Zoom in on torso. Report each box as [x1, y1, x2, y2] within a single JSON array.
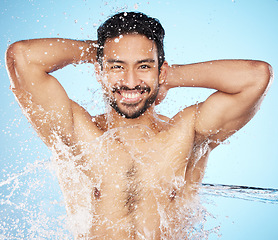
[[53, 104, 210, 239]]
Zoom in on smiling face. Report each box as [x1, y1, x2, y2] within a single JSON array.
[[99, 34, 165, 119]]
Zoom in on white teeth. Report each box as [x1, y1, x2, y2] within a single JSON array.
[[121, 92, 141, 99]]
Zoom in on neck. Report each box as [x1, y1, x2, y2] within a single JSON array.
[[95, 104, 169, 141], [106, 104, 158, 130]]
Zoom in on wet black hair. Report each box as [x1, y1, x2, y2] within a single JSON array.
[[97, 11, 165, 70]]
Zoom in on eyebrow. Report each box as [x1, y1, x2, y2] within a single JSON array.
[[137, 59, 156, 64], [106, 58, 156, 64], [107, 59, 125, 64]]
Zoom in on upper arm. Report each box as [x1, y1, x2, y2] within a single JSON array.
[[195, 62, 273, 149], [6, 42, 74, 147]]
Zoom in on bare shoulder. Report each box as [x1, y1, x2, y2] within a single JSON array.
[[170, 104, 198, 128], [156, 104, 198, 144], [71, 101, 103, 141], [157, 114, 171, 123]]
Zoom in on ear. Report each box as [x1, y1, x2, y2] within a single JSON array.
[[94, 62, 102, 84], [159, 61, 169, 85]]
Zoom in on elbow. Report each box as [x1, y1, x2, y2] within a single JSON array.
[[5, 41, 27, 89], [259, 61, 273, 87], [5, 43, 15, 72], [250, 60, 273, 94], [6, 41, 26, 64]]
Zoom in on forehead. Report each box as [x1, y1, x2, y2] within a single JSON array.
[[103, 34, 158, 61]]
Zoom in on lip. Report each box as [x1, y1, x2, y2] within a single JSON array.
[[116, 90, 147, 104]]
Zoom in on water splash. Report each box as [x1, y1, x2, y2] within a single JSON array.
[[1, 128, 277, 239], [0, 159, 71, 239], [201, 183, 278, 204], [1, 155, 277, 239]]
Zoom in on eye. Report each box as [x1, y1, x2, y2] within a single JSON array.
[[111, 65, 124, 70], [139, 64, 151, 70]]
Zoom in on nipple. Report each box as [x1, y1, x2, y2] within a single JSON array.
[[169, 189, 177, 201], [93, 187, 101, 199]]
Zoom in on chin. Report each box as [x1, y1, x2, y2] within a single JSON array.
[[105, 87, 159, 119], [113, 102, 149, 119]]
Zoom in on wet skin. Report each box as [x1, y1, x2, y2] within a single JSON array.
[[57, 111, 201, 239], [55, 35, 208, 239], [6, 33, 271, 239], [99, 34, 162, 119]]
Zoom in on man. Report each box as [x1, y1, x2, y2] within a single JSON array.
[[6, 12, 272, 239]]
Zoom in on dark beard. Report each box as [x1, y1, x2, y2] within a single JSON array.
[[107, 86, 159, 119]]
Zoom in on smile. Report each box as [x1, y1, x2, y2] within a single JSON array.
[[121, 91, 141, 99], [118, 90, 145, 104], [112, 86, 150, 104]]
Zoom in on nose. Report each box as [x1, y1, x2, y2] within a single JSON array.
[[124, 69, 140, 88]]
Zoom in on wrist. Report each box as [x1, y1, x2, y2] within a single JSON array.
[[79, 40, 97, 64], [165, 64, 179, 89]]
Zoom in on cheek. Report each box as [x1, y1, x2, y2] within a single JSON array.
[[99, 72, 110, 88], [100, 71, 117, 88], [137, 71, 159, 83], [106, 71, 126, 86], [147, 75, 160, 89]]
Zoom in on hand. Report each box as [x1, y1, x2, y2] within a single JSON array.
[[155, 83, 168, 105]]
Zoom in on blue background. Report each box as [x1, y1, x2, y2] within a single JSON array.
[[1, 0, 277, 239]]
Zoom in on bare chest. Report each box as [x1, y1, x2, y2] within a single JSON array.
[[55, 132, 195, 238], [77, 138, 189, 201]]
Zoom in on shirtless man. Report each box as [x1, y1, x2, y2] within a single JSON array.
[[6, 12, 272, 239]]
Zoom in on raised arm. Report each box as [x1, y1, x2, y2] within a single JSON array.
[[5, 38, 97, 147], [166, 60, 273, 148]]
